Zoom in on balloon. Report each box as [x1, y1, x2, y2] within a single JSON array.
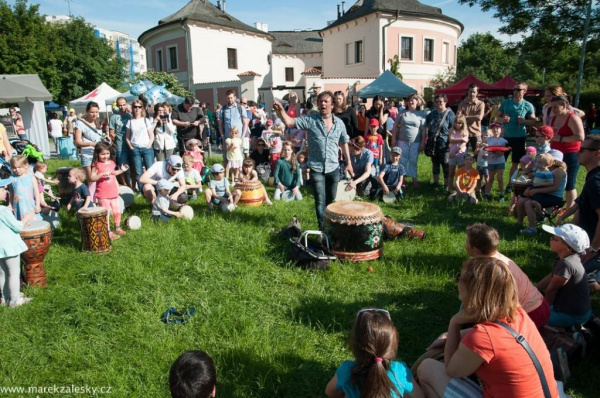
[[144, 84, 168, 105], [130, 79, 155, 96]]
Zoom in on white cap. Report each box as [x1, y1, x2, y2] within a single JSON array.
[[542, 224, 590, 254]]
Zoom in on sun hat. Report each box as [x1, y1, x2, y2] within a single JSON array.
[[266, 119, 273, 126], [391, 147, 402, 155], [69, 108, 75, 113], [167, 155, 183, 169], [526, 146, 537, 156], [542, 224, 590, 254], [211, 163, 224, 173], [369, 119, 380, 127], [157, 179, 174, 191], [536, 125, 554, 139], [520, 155, 533, 163], [547, 149, 564, 162], [186, 139, 201, 148]]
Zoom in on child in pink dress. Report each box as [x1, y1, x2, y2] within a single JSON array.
[[184, 138, 205, 175], [90, 142, 129, 239]]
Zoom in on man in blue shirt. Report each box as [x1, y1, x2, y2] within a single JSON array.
[[496, 82, 536, 180], [219, 90, 249, 163], [109, 96, 132, 187], [274, 91, 353, 228]]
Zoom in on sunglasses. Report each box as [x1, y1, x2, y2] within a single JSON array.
[[241, 102, 247, 105], [357, 308, 390, 319], [513, 88, 525, 92], [257, 143, 265, 147], [133, 106, 142, 109], [580, 147, 598, 153]]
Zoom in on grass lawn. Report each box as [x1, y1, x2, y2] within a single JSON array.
[[1, 155, 599, 397]]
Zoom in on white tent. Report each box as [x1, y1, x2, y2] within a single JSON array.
[[0, 74, 53, 156], [69, 82, 121, 113]]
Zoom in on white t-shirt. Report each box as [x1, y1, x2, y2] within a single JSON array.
[[48, 119, 63, 138], [184, 169, 202, 185], [127, 118, 152, 148], [145, 161, 184, 182]]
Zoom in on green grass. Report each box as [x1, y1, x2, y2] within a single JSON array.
[[0, 155, 598, 397]]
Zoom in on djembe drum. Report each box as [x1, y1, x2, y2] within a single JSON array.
[[20, 220, 52, 287], [512, 181, 532, 197], [236, 180, 265, 207], [77, 207, 111, 253], [323, 201, 384, 261], [54, 167, 73, 205]]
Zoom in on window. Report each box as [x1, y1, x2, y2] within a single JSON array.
[[424, 39, 434, 62], [285, 67, 294, 82], [227, 48, 237, 69], [354, 40, 363, 64], [442, 42, 449, 65], [400, 37, 413, 61], [168, 46, 178, 70], [156, 49, 163, 71], [345, 40, 363, 65]]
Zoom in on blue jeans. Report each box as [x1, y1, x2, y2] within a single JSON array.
[[130, 147, 155, 192], [310, 168, 340, 229]]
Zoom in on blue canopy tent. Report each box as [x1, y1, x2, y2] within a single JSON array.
[[44, 101, 62, 111], [357, 70, 417, 98]]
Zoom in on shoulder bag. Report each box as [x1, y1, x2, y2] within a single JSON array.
[[424, 109, 449, 158]]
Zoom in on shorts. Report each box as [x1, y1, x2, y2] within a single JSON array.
[[151, 214, 171, 223], [531, 193, 563, 208], [80, 152, 93, 167], [448, 154, 465, 166], [477, 166, 489, 178], [487, 163, 505, 171], [211, 198, 223, 206], [505, 137, 526, 163]]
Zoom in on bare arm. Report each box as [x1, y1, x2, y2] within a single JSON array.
[[273, 101, 296, 128], [543, 274, 569, 305]]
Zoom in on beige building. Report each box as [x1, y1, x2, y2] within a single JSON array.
[[139, 0, 463, 106]]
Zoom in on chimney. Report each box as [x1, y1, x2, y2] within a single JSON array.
[[342, 1, 345, 14], [217, 0, 221, 10], [222, 0, 226, 12], [337, 4, 341, 18]]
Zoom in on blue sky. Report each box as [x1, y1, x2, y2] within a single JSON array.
[[16, 0, 509, 42]]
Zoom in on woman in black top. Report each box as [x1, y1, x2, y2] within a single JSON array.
[[364, 95, 390, 137], [333, 91, 359, 139], [250, 138, 270, 166]]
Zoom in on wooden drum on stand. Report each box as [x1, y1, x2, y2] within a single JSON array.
[[323, 201, 384, 261], [77, 207, 111, 253], [20, 220, 52, 287], [54, 167, 73, 205], [237, 181, 265, 207]]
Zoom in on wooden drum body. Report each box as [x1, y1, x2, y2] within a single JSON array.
[[323, 201, 384, 261], [20, 220, 52, 287], [512, 182, 531, 197], [77, 207, 111, 253], [55, 167, 73, 205], [237, 181, 265, 207]]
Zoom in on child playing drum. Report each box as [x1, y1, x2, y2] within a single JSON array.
[[234, 158, 272, 205], [66, 168, 93, 212], [0, 178, 33, 307]]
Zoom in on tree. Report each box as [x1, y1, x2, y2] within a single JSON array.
[[0, 0, 125, 104], [428, 67, 457, 91], [387, 54, 403, 80], [456, 33, 517, 82], [130, 70, 191, 97]]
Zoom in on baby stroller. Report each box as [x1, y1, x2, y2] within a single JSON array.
[[0, 156, 11, 179]]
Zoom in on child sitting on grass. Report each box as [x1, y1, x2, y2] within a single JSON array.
[[448, 152, 479, 203], [235, 158, 272, 205], [274, 141, 302, 201], [170, 350, 217, 398], [371, 146, 405, 200], [151, 179, 182, 222], [0, 179, 33, 307], [537, 224, 591, 328], [182, 154, 203, 200], [66, 168, 93, 212], [325, 308, 423, 398], [204, 163, 240, 213]]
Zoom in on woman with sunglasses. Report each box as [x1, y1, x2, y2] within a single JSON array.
[[549, 95, 585, 209], [333, 91, 359, 139], [126, 99, 155, 192], [325, 308, 424, 398], [418, 257, 559, 398]]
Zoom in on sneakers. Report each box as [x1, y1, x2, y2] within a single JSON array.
[[498, 194, 505, 204], [109, 231, 120, 240], [9, 296, 33, 308], [521, 227, 537, 235], [505, 185, 513, 194], [114, 227, 126, 236]]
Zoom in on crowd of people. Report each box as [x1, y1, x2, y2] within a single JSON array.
[[1, 83, 600, 397]]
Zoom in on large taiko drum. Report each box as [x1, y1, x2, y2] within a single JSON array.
[[323, 201, 384, 261], [20, 220, 52, 287], [77, 207, 111, 253], [512, 181, 532, 197], [237, 180, 265, 207], [54, 167, 73, 205]]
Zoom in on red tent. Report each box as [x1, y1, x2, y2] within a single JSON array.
[[435, 74, 499, 105], [492, 75, 543, 97]]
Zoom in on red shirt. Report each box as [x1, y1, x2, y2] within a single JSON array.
[[93, 160, 118, 199], [364, 132, 384, 159], [462, 307, 558, 398], [550, 113, 581, 155]]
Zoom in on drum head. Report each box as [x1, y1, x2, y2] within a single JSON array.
[[334, 181, 356, 202], [281, 190, 295, 202], [118, 185, 134, 208], [180, 205, 194, 220], [78, 205, 105, 216], [382, 192, 396, 203], [126, 215, 142, 230], [22, 219, 51, 234], [325, 201, 384, 225]]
